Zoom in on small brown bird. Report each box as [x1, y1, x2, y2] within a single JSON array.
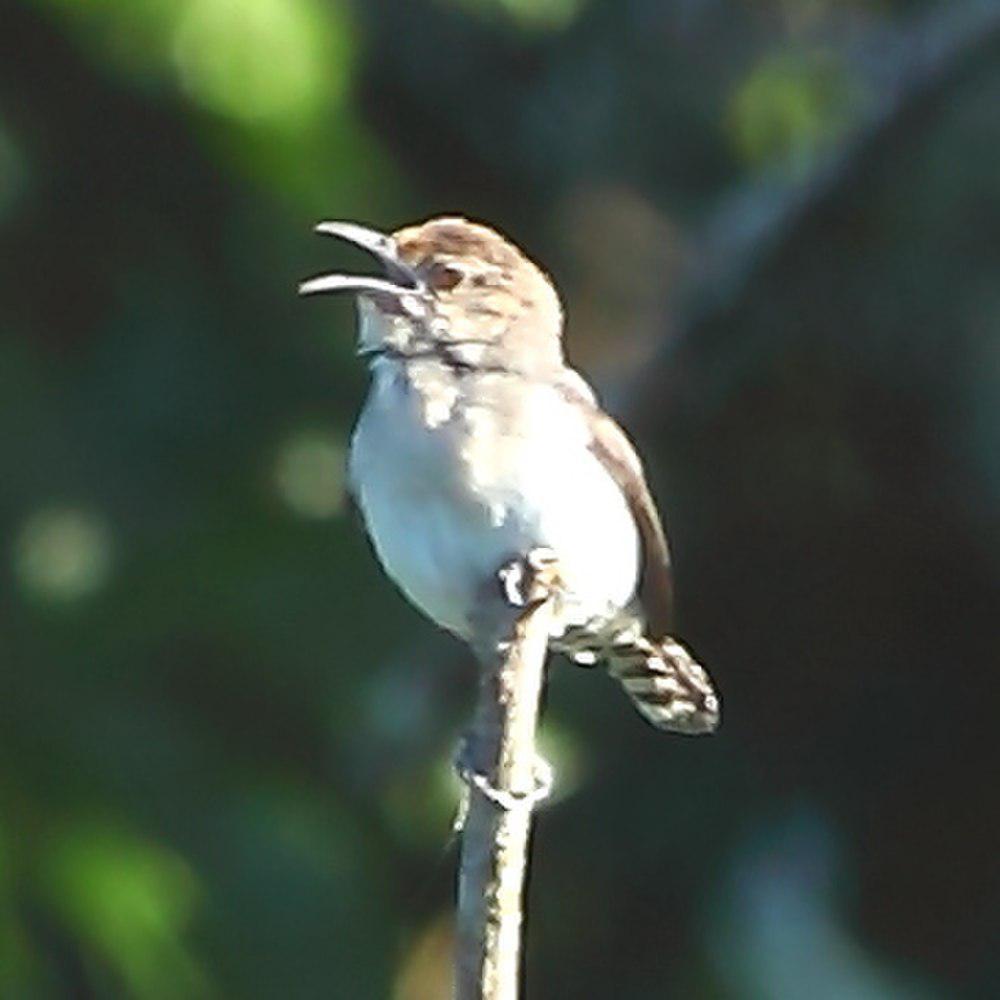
[[301, 217, 719, 734]]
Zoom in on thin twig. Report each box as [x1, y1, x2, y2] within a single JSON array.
[[455, 555, 559, 999]]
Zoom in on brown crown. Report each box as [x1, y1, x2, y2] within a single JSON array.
[[393, 217, 535, 274]]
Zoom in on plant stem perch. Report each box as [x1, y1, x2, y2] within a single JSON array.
[[455, 551, 560, 999]]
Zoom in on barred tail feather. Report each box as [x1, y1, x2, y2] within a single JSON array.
[[607, 633, 720, 735], [553, 619, 720, 734]]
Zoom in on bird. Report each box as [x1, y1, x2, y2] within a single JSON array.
[[300, 216, 719, 734]]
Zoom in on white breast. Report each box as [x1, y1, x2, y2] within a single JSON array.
[[349, 359, 640, 641]]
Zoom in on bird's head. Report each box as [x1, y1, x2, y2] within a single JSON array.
[[300, 216, 565, 374]]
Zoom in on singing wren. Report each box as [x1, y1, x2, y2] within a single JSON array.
[[300, 217, 719, 734]]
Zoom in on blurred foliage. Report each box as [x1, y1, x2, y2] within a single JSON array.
[[447, 0, 588, 32], [727, 49, 863, 174], [1, 0, 998, 997]]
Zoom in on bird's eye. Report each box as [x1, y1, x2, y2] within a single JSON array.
[[427, 261, 464, 291]]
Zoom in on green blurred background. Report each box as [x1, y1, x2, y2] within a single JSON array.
[[2, 0, 999, 996]]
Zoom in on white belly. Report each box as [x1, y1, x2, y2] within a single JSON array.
[[349, 361, 640, 641]]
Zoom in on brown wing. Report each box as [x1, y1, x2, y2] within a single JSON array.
[[555, 371, 674, 638], [587, 410, 674, 638]]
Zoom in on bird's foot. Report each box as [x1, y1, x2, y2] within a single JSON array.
[[453, 738, 554, 815], [498, 546, 562, 609]]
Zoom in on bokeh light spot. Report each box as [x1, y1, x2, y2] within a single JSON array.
[[536, 722, 587, 803], [382, 755, 460, 849], [729, 51, 861, 174], [273, 429, 347, 519], [13, 506, 114, 603], [448, 0, 586, 32], [173, 0, 353, 125], [394, 914, 454, 1000], [38, 824, 206, 997]]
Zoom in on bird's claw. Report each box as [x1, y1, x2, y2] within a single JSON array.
[[498, 547, 561, 608]]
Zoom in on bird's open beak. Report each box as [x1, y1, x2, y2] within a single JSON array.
[[298, 222, 424, 299]]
